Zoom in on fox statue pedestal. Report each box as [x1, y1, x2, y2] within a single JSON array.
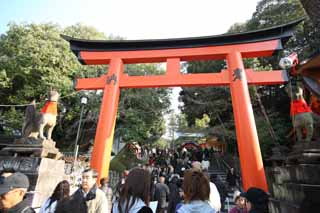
[[0, 138, 65, 209], [266, 141, 320, 213], [2, 137, 63, 159]]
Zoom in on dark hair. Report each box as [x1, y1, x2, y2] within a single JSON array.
[[249, 200, 269, 213], [82, 168, 98, 178], [183, 169, 210, 202], [118, 168, 151, 213], [100, 177, 108, 186], [242, 187, 269, 213], [46, 180, 70, 210]]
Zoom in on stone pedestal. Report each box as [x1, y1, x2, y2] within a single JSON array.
[[266, 141, 320, 212], [0, 138, 65, 208], [0, 138, 63, 159]]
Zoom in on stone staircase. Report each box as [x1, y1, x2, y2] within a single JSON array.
[[208, 158, 239, 213]]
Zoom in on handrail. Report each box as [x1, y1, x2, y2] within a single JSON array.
[[221, 158, 232, 171], [218, 154, 243, 191]]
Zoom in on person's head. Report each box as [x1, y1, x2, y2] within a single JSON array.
[[51, 180, 70, 200], [81, 169, 98, 192], [182, 169, 210, 203], [170, 175, 179, 185], [159, 175, 165, 184], [0, 172, 29, 209], [118, 168, 151, 212], [122, 170, 129, 178], [241, 187, 269, 212], [233, 190, 246, 209], [191, 161, 202, 171], [100, 177, 108, 187]]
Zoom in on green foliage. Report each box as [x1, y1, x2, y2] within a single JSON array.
[[180, 86, 232, 127], [0, 23, 77, 103], [117, 87, 170, 145], [227, 23, 247, 33], [117, 63, 171, 145], [63, 23, 107, 40], [0, 23, 171, 149], [153, 138, 170, 149], [110, 145, 145, 172], [177, 113, 188, 131], [179, 0, 317, 157], [246, 0, 319, 59], [0, 70, 9, 89], [0, 107, 24, 135], [255, 111, 292, 157], [109, 158, 126, 173], [195, 114, 210, 129]]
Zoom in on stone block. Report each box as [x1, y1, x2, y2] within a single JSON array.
[[0, 157, 65, 208], [269, 198, 300, 213]]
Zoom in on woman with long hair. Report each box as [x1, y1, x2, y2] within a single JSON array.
[[112, 168, 152, 213], [39, 180, 70, 213]]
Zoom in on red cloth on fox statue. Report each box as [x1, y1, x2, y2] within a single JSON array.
[[41, 101, 57, 115], [290, 99, 312, 116]]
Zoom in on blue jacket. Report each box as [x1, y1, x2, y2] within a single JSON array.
[[177, 200, 215, 213]]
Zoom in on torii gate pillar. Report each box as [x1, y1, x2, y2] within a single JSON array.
[[228, 51, 267, 191], [90, 58, 122, 178]]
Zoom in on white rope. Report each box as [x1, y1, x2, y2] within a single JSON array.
[[0, 103, 35, 107], [0, 75, 105, 107]]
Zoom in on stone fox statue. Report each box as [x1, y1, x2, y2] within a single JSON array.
[[288, 85, 314, 142], [22, 90, 59, 140]]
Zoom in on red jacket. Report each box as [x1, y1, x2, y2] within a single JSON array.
[[290, 99, 311, 116]]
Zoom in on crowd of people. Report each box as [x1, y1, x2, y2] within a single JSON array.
[[0, 147, 270, 213]]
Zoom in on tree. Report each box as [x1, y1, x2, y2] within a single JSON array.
[[0, 23, 171, 150], [0, 23, 77, 103], [179, 0, 317, 155], [177, 113, 188, 131], [117, 63, 171, 145], [300, 0, 320, 29], [195, 114, 210, 129]]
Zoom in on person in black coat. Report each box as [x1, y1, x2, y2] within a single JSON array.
[[226, 167, 238, 190], [210, 174, 227, 212], [167, 176, 182, 213]]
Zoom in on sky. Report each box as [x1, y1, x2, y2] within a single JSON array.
[[0, 0, 260, 39], [0, 0, 260, 136]]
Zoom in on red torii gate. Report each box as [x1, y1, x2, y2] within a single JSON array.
[[63, 19, 301, 191]]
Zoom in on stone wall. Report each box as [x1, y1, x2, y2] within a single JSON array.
[[266, 141, 320, 212]]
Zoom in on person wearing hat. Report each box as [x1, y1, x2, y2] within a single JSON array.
[[0, 171, 34, 213], [240, 187, 269, 213]]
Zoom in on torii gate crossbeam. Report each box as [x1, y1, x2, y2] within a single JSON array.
[[63, 19, 302, 192]]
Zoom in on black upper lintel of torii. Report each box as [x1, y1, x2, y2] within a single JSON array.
[[61, 18, 304, 56]]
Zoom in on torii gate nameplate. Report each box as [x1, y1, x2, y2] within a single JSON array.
[[63, 19, 302, 192]]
